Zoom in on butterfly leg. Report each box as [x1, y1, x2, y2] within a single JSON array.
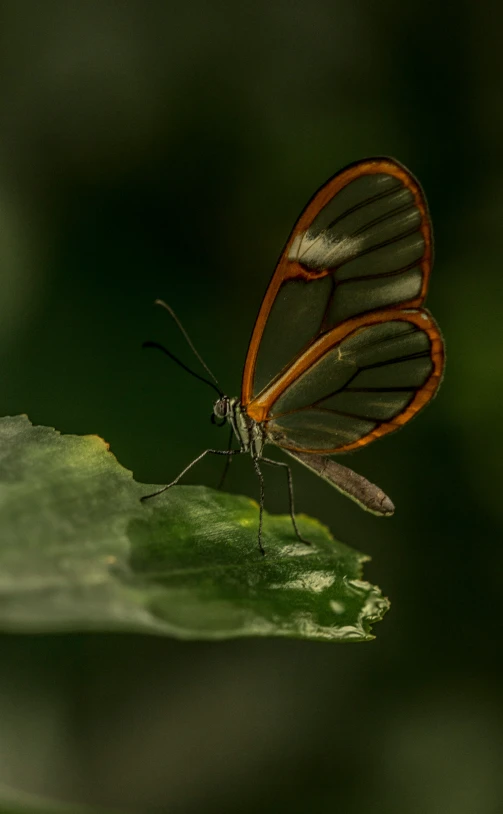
[[261, 457, 311, 547], [217, 426, 235, 490], [251, 456, 266, 556], [141, 448, 244, 502]]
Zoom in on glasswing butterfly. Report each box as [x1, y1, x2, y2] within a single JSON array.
[[142, 157, 445, 555]]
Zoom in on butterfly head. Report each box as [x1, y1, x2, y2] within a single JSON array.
[[212, 395, 232, 427]]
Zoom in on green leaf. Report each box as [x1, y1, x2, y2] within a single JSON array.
[[0, 416, 389, 641]]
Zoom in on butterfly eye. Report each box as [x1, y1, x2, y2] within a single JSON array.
[[212, 397, 229, 425]]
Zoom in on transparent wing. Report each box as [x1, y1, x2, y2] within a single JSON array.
[[246, 310, 444, 454], [242, 158, 433, 405]]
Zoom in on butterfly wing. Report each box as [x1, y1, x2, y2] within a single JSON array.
[[247, 308, 443, 453], [242, 157, 434, 406], [242, 158, 444, 454]]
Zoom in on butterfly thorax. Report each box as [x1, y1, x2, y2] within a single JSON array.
[[213, 396, 265, 458]]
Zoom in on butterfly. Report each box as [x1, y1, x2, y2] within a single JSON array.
[[142, 157, 445, 555]]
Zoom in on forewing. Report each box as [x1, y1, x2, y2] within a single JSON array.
[[242, 158, 432, 405], [246, 309, 444, 454]]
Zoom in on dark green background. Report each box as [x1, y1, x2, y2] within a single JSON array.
[[0, 1, 501, 812]]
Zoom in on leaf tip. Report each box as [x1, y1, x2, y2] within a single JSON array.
[[84, 433, 110, 452]]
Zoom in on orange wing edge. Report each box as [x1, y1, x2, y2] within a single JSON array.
[[246, 308, 445, 454], [241, 157, 433, 407]]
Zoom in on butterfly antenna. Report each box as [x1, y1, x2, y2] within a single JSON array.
[[155, 299, 221, 386], [143, 299, 223, 397], [142, 341, 223, 397]]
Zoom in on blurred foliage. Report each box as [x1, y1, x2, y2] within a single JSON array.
[[0, 783, 115, 814], [0, 0, 501, 812]]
